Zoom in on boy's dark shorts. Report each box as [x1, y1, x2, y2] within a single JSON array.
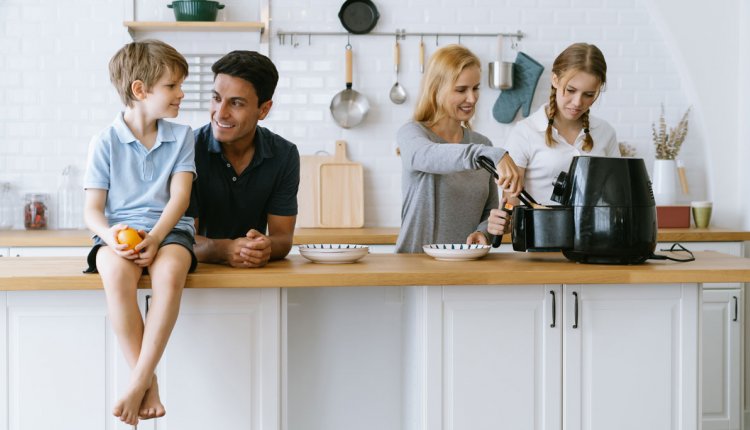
[[84, 229, 197, 274]]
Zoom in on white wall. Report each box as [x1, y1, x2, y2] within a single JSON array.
[[646, 0, 743, 228], [3, 0, 743, 230]]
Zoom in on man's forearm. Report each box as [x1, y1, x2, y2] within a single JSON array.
[[193, 235, 231, 264], [269, 233, 293, 260]]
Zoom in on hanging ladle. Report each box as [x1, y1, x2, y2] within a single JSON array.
[[389, 38, 407, 104]]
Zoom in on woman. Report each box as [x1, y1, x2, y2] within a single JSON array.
[[396, 44, 521, 253], [505, 43, 619, 205]]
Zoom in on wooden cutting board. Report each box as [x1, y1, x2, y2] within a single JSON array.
[[297, 151, 334, 227], [298, 140, 364, 228]]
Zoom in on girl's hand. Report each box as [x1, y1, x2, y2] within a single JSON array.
[[466, 231, 489, 245], [109, 224, 138, 260], [133, 231, 159, 267], [496, 153, 523, 196]]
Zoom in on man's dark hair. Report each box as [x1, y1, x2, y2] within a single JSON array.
[[212, 50, 279, 106]]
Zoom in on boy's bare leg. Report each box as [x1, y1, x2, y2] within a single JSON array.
[[96, 247, 148, 426], [123, 245, 191, 422]]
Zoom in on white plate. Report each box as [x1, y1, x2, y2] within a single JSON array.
[[298, 244, 369, 264], [423, 244, 491, 261]]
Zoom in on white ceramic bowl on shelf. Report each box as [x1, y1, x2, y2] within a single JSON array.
[[423, 244, 491, 261], [298, 244, 369, 264]]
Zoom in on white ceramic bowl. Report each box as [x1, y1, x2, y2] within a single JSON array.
[[298, 244, 369, 264], [423, 244, 491, 261]]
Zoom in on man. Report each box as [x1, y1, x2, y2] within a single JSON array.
[[189, 50, 300, 267]]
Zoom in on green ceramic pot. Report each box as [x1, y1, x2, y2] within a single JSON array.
[[168, 1, 225, 22]]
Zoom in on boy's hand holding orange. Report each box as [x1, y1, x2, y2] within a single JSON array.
[[116, 227, 143, 251]]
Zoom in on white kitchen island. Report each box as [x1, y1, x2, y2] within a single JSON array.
[[0, 252, 748, 430]]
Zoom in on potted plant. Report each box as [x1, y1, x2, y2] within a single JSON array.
[[651, 105, 690, 205]]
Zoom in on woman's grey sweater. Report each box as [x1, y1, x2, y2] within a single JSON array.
[[395, 121, 507, 253]]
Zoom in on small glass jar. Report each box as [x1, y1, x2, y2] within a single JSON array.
[[24, 193, 49, 230], [0, 182, 13, 229]]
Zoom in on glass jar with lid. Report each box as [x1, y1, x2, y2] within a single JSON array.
[[0, 182, 13, 229], [24, 193, 49, 230], [57, 165, 84, 229]]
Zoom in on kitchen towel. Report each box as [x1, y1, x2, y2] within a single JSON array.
[[492, 52, 545, 124]]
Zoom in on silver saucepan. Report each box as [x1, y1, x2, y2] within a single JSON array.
[[330, 44, 370, 128]]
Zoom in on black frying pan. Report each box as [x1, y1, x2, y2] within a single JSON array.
[[338, 0, 380, 34]]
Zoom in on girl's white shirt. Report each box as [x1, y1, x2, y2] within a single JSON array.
[[504, 104, 619, 204]]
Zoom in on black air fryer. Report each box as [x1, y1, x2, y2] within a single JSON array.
[[512, 156, 657, 264]]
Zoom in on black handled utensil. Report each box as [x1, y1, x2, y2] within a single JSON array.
[[476, 156, 542, 207]]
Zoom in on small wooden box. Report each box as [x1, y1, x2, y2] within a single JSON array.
[[656, 205, 690, 228]]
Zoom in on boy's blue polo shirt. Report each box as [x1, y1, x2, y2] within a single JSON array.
[[84, 113, 196, 235], [188, 124, 299, 239]]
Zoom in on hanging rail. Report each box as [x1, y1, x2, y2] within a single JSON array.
[[276, 29, 524, 47]]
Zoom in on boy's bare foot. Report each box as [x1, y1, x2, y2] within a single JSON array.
[[113, 380, 149, 426], [139, 376, 166, 419]]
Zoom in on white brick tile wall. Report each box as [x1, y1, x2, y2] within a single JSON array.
[[0, 0, 709, 229]]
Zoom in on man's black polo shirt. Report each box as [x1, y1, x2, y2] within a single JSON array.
[[188, 124, 300, 239]]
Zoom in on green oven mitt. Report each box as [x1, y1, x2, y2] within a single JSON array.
[[492, 52, 545, 124]]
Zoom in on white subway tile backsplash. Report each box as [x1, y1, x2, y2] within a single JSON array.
[[617, 9, 650, 25], [603, 26, 636, 41], [649, 74, 680, 90], [293, 77, 325, 89], [586, 9, 619, 24], [521, 10, 556, 25], [539, 26, 573, 41], [571, 27, 603, 41]]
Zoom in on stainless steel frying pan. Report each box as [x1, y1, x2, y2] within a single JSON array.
[[330, 44, 370, 129]]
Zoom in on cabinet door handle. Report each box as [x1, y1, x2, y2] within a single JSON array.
[[734, 296, 739, 322], [572, 291, 579, 329], [550, 290, 556, 328], [145, 294, 152, 315]]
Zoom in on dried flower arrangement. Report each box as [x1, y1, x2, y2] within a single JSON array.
[[652, 105, 691, 160], [618, 142, 637, 157]]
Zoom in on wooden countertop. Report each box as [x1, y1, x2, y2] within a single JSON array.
[[0, 227, 749, 247], [2, 251, 749, 291]]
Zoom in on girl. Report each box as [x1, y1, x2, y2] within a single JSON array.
[[505, 43, 619, 205]]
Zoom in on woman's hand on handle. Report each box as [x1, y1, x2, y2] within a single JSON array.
[[496, 153, 522, 196]]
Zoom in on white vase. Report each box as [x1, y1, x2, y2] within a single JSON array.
[[652, 159, 677, 206]]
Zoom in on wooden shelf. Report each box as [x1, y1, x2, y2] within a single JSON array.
[[124, 21, 264, 33]]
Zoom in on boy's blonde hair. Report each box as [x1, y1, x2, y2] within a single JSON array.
[[413, 44, 481, 129], [109, 39, 189, 107]]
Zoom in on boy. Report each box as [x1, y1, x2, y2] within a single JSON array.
[[83, 39, 196, 426]]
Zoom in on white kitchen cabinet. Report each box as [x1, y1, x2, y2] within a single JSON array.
[[1, 288, 281, 430], [286, 287, 404, 430], [660, 240, 746, 428], [407, 283, 700, 430], [405, 285, 561, 430], [5, 290, 112, 430], [0, 293, 7, 430], [155, 288, 280, 430], [702, 289, 743, 430], [563, 283, 698, 430]]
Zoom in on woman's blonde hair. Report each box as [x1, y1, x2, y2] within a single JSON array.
[[546, 43, 607, 151], [413, 44, 481, 128], [109, 39, 189, 107]]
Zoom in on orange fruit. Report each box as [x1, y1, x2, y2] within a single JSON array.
[[116, 227, 142, 251]]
